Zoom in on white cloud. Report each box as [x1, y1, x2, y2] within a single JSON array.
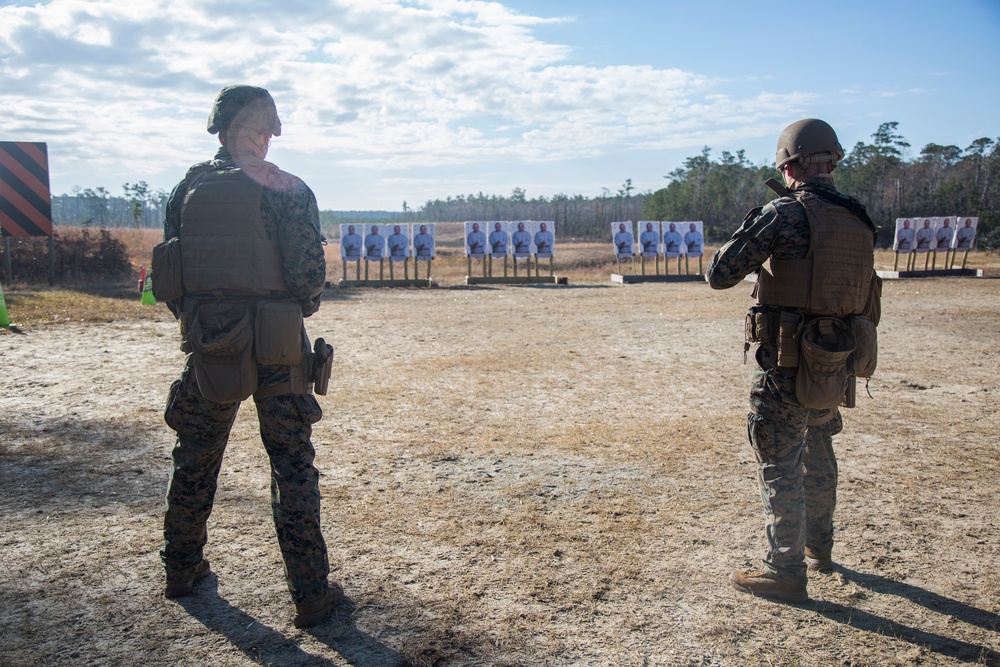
[[0, 0, 831, 203]]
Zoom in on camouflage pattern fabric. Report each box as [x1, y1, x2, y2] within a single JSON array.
[[804, 412, 841, 554], [160, 146, 330, 605], [161, 357, 329, 604], [744, 407, 842, 577], [708, 174, 865, 578]]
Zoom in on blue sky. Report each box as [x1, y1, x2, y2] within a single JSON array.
[[1, 0, 998, 211]]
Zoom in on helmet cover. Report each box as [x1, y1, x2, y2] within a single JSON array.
[[207, 85, 282, 137]]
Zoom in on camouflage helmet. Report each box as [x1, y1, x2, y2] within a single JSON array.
[[775, 118, 843, 170], [207, 85, 282, 137]]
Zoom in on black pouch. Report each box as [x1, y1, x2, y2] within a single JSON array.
[[188, 303, 257, 403], [796, 317, 856, 410], [151, 237, 185, 303]]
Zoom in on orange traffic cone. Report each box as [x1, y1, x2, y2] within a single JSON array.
[[0, 279, 10, 328], [140, 267, 156, 305]]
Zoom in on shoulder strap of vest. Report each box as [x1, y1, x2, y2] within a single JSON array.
[[796, 184, 877, 238], [183, 163, 218, 197]]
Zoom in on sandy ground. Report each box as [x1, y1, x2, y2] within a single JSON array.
[[1, 264, 999, 666]]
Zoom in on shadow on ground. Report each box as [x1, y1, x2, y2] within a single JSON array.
[[813, 566, 999, 665], [176, 577, 410, 667]]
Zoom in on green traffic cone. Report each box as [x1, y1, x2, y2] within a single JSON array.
[[0, 280, 9, 327], [141, 270, 156, 305]]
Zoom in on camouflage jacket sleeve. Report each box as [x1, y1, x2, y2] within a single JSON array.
[[262, 171, 326, 317], [706, 203, 781, 290]]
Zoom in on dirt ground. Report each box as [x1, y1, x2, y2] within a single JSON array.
[[1, 254, 999, 666]]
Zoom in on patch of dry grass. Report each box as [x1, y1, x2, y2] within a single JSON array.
[[112, 227, 163, 272], [0, 285, 172, 330]]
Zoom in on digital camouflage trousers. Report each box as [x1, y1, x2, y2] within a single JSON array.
[[160, 356, 330, 604], [746, 348, 842, 578]]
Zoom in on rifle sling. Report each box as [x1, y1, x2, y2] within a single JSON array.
[[797, 184, 877, 236]]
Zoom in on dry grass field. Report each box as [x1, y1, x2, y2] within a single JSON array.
[[1, 229, 998, 666]]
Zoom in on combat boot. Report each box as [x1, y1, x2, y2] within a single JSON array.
[[730, 568, 807, 603], [805, 546, 834, 573], [164, 559, 211, 599], [293, 582, 344, 629]]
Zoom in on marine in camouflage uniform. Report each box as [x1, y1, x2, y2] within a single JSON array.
[[707, 119, 874, 603], [160, 86, 340, 627]]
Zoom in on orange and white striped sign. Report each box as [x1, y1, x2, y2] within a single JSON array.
[[0, 141, 53, 237]]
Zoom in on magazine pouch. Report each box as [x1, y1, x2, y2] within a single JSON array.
[[189, 302, 257, 403], [776, 310, 803, 368], [151, 237, 185, 302], [796, 317, 856, 410]]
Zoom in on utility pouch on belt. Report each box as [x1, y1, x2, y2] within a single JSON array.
[[776, 310, 803, 368], [188, 302, 258, 403], [311, 337, 334, 395], [745, 306, 773, 343], [745, 305, 777, 362], [255, 300, 303, 365], [151, 237, 185, 303], [796, 317, 856, 410], [845, 315, 878, 378]]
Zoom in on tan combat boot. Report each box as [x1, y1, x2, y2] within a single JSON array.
[[293, 582, 344, 629], [164, 559, 212, 599], [805, 546, 834, 573], [730, 568, 807, 603]]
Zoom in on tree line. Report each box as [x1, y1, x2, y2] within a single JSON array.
[[48, 122, 999, 248], [643, 122, 999, 247], [416, 182, 649, 240], [52, 183, 171, 229]]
